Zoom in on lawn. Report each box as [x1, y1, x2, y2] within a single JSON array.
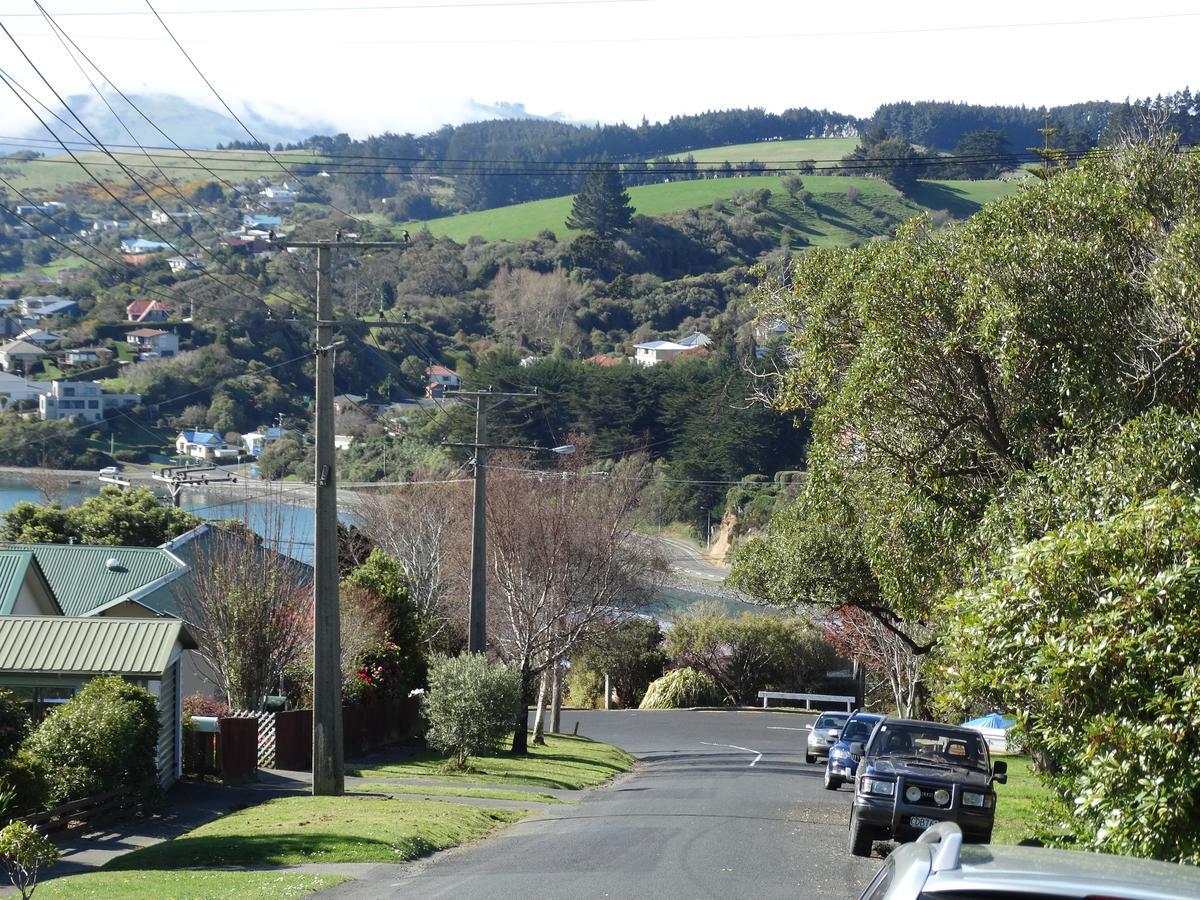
[[37, 871, 346, 899], [992, 756, 1052, 845], [349, 733, 634, 790], [103, 795, 524, 870], [353, 783, 566, 804], [397, 174, 1016, 244], [667, 136, 860, 165]]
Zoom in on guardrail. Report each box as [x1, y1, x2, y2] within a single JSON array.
[[758, 690, 855, 711]]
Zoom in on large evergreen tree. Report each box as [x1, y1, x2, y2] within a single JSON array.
[[566, 164, 634, 239]]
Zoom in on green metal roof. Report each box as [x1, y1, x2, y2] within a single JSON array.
[[0, 544, 185, 617], [0, 551, 61, 616], [0, 617, 196, 677]]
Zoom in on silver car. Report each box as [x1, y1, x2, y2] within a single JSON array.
[[805, 711, 850, 764], [859, 821, 1200, 900]]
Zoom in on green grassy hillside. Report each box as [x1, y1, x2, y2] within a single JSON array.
[[400, 174, 1022, 245], [667, 136, 859, 165], [0, 148, 321, 193]]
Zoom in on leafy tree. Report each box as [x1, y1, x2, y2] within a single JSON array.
[[345, 549, 426, 695], [951, 129, 1017, 179], [576, 618, 667, 709], [0, 691, 29, 761], [566, 164, 634, 239], [0, 820, 58, 900], [423, 653, 522, 770], [256, 432, 309, 481], [638, 667, 721, 709], [0, 487, 200, 546]]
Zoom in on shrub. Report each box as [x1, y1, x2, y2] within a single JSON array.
[[639, 667, 721, 709], [0, 691, 29, 759], [566, 662, 602, 709], [0, 820, 58, 900], [0, 750, 47, 815], [25, 677, 159, 805], [422, 654, 522, 770], [182, 693, 230, 719]]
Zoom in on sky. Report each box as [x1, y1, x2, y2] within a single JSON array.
[[0, 0, 1197, 141]]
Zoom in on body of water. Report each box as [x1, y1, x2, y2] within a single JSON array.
[[0, 474, 321, 562]]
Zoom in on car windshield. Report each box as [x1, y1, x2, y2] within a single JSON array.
[[815, 713, 849, 730], [841, 717, 879, 742], [868, 723, 991, 773]]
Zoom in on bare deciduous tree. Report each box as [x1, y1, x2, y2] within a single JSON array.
[[819, 604, 926, 717], [485, 445, 664, 752], [180, 526, 313, 710], [353, 481, 469, 652], [489, 266, 586, 352]]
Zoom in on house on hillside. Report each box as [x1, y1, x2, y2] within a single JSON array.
[[149, 209, 198, 225], [332, 393, 366, 415], [120, 238, 175, 254], [0, 339, 46, 373], [243, 213, 282, 229], [0, 372, 49, 410], [241, 426, 287, 457], [633, 339, 689, 367], [14, 328, 64, 347], [425, 364, 459, 389], [126, 299, 172, 323], [166, 255, 208, 274], [584, 354, 623, 367], [39, 380, 140, 423], [19, 295, 79, 319], [175, 430, 238, 461], [755, 319, 791, 341], [61, 346, 113, 367], [258, 183, 296, 210], [126, 328, 179, 359], [678, 331, 712, 349]]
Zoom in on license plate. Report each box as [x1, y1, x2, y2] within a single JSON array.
[[910, 816, 939, 830]]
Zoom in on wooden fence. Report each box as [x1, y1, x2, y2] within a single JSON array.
[[21, 780, 155, 834]]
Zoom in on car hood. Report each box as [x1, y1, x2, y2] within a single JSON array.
[[867, 757, 993, 787]]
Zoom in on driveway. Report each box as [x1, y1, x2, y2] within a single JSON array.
[[328, 709, 879, 899]]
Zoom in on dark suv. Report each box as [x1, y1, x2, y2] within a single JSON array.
[[848, 717, 1007, 857]]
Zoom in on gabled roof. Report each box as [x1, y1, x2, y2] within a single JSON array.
[[178, 431, 222, 445], [127, 299, 171, 318], [677, 331, 711, 348], [425, 365, 457, 377], [0, 543, 186, 617], [127, 328, 169, 338], [0, 551, 61, 615], [635, 340, 688, 351], [0, 617, 195, 677], [584, 354, 622, 367], [0, 339, 46, 356]]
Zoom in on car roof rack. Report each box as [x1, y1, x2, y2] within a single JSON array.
[[917, 821, 964, 873]]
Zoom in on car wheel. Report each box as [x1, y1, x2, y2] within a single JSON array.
[[848, 808, 876, 857], [805, 753, 815, 764], [823, 767, 841, 791]]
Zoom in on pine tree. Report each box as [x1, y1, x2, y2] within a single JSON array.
[[565, 164, 634, 239]]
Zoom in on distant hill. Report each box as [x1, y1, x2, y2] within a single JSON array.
[[398, 173, 1020, 245], [20, 91, 333, 151]]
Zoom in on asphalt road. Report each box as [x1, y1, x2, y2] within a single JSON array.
[[352, 710, 880, 900], [647, 534, 730, 582]]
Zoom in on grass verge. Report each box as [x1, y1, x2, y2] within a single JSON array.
[[349, 733, 634, 790], [353, 783, 566, 804], [992, 756, 1051, 845], [36, 871, 347, 899], [103, 795, 524, 869]]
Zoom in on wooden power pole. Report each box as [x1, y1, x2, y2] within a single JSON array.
[[279, 237, 406, 797]]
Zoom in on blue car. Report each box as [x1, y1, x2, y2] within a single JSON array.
[[824, 711, 884, 790]]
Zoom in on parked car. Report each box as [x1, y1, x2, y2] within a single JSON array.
[[858, 821, 1200, 900], [825, 711, 884, 790], [98, 465, 121, 477], [848, 717, 1007, 857], [805, 711, 850, 764]]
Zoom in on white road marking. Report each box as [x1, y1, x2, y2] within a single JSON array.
[[766, 726, 808, 732], [700, 741, 763, 767]]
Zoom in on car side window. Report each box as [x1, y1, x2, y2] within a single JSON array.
[[858, 859, 894, 900]]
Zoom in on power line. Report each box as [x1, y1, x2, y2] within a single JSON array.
[[6, 0, 652, 17], [143, 0, 367, 229]]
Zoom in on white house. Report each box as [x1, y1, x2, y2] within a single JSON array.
[[175, 431, 238, 461], [633, 340, 689, 367], [259, 184, 296, 210], [126, 328, 180, 359], [0, 339, 46, 373], [333, 434, 356, 451], [425, 365, 459, 389], [241, 426, 287, 457], [0, 372, 49, 410], [39, 380, 140, 423], [166, 256, 208, 274], [61, 347, 112, 366]]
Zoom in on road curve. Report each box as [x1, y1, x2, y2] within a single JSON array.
[[329, 710, 880, 900]]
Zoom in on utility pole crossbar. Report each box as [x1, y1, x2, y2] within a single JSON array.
[[152, 464, 236, 508]]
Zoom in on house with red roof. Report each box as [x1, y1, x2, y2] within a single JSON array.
[[425, 364, 459, 389], [126, 299, 172, 323]]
